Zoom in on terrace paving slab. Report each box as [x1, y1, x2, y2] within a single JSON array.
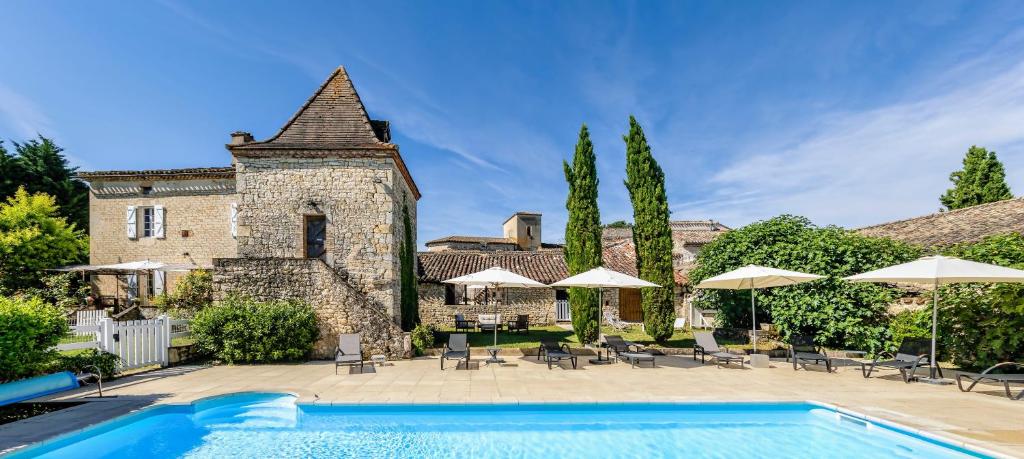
[[3, 357, 1022, 457]]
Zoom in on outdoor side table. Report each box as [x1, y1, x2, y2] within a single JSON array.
[[371, 354, 387, 368], [485, 346, 505, 365]]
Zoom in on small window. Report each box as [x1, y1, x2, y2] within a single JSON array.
[[147, 274, 156, 297], [555, 289, 568, 301], [140, 186, 154, 195], [304, 215, 327, 258], [141, 207, 155, 238]]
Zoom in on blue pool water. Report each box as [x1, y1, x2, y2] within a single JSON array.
[[7, 393, 990, 458]]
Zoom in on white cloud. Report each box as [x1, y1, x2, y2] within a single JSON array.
[[0, 83, 56, 140]]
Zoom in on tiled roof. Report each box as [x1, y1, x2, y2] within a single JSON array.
[[418, 250, 568, 284], [600, 238, 639, 277], [424, 236, 518, 246], [602, 220, 730, 245], [856, 198, 1024, 247], [76, 167, 236, 181]]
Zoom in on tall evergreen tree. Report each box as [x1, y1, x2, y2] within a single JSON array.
[[0, 142, 26, 200], [940, 146, 1013, 210], [562, 124, 603, 344], [623, 116, 675, 342], [8, 137, 89, 231], [399, 200, 419, 330]]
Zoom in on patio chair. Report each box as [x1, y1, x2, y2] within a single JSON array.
[[788, 334, 833, 373], [454, 314, 475, 333], [861, 338, 938, 383], [335, 333, 364, 374], [507, 314, 530, 334], [693, 331, 745, 368], [956, 362, 1024, 400], [537, 340, 578, 369], [477, 313, 503, 332], [603, 311, 629, 331], [441, 333, 470, 370], [603, 335, 645, 359]]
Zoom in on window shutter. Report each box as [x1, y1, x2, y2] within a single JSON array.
[[126, 274, 138, 301], [154, 205, 165, 239], [230, 203, 238, 238], [153, 270, 165, 296], [126, 206, 137, 239]]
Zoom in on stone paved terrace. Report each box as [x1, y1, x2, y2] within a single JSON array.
[[3, 355, 1023, 457]]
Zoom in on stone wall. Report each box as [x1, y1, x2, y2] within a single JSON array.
[[418, 283, 559, 327], [212, 257, 410, 359]]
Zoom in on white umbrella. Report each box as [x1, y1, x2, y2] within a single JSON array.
[[696, 265, 824, 352], [549, 266, 659, 363], [846, 255, 1024, 383], [443, 267, 547, 346]]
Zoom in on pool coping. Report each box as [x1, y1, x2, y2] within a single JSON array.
[[1, 393, 1014, 459]]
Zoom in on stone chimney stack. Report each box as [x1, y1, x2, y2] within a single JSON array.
[[230, 131, 254, 145]]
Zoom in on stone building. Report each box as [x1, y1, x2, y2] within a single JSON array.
[[79, 66, 419, 358]]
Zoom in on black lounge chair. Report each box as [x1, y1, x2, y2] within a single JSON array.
[[693, 331, 745, 368], [788, 334, 833, 373], [603, 335, 644, 357], [861, 338, 939, 383], [441, 333, 470, 370], [507, 314, 530, 334], [454, 314, 475, 333], [537, 340, 577, 369], [956, 362, 1024, 400], [335, 333, 364, 374]]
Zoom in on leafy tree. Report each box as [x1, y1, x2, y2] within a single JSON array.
[[20, 272, 91, 310], [563, 124, 603, 343], [623, 116, 675, 342], [0, 141, 26, 200], [153, 269, 214, 317], [0, 295, 69, 382], [690, 215, 921, 352], [0, 188, 89, 293], [940, 233, 1024, 368], [603, 220, 633, 229], [3, 137, 89, 231], [940, 146, 1013, 210], [399, 200, 419, 330]]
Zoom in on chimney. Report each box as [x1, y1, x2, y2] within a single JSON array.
[[230, 131, 254, 145]]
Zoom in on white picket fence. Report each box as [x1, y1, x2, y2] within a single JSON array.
[[555, 299, 571, 321], [57, 315, 189, 370]]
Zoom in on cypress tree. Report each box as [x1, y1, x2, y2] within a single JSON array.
[[940, 146, 1013, 210], [399, 200, 419, 330], [563, 124, 603, 344], [623, 116, 675, 342]]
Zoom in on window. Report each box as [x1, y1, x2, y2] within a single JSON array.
[[140, 186, 154, 195], [304, 215, 327, 258], [141, 207, 155, 238], [147, 274, 156, 297]]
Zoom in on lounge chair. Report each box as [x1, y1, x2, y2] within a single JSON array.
[[507, 314, 530, 334], [335, 333, 364, 374], [956, 362, 1024, 400], [604, 311, 629, 331], [693, 331, 745, 368], [537, 340, 578, 369], [673, 317, 686, 330], [788, 334, 833, 372], [441, 333, 470, 370], [603, 335, 645, 359], [861, 338, 938, 383], [477, 313, 503, 332], [454, 314, 475, 333]]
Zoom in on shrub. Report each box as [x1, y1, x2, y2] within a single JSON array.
[[153, 269, 213, 317], [191, 296, 320, 364], [410, 323, 436, 356], [19, 272, 90, 311], [52, 349, 120, 379], [0, 296, 68, 382], [0, 188, 88, 293], [886, 308, 931, 353]]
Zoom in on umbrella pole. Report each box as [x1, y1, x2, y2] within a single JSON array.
[[597, 288, 603, 356], [930, 279, 939, 380], [494, 283, 499, 347], [751, 288, 757, 353]]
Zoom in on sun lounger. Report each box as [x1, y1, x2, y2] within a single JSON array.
[[335, 333, 364, 374], [454, 314, 475, 333], [956, 362, 1024, 400], [788, 334, 833, 372], [861, 338, 937, 383], [619, 352, 656, 368], [693, 331, 745, 368], [603, 335, 645, 359], [507, 314, 530, 334], [604, 311, 629, 331], [441, 333, 470, 370], [477, 314, 503, 332], [537, 340, 578, 369]]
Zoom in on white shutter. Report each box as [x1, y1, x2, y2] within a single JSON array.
[[154, 205, 165, 239], [126, 206, 137, 239], [126, 274, 138, 301], [153, 270, 165, 296], [230, 203, 238, 238]]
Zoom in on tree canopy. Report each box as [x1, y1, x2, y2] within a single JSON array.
[[623, 116, 675, 342], [0, 137, 89, 231], [563, 124, 603, 343], [690, 215, 920, 351], [0, 188, 89, 293], [940, 146, 1013, 211]]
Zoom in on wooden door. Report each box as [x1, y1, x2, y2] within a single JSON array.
[[618, 288, 643, 322]]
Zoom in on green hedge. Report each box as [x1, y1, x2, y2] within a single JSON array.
[[0, 296, 68, 382], [52, 349, 120, 379], [410, 323, 436, 356], [191, 296, 320, 364]]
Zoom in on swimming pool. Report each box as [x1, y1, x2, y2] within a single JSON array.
[[6, 393, 994, 458]]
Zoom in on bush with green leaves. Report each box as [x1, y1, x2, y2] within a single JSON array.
[[0, 295, 69, 382], [19, 272, 90, 311], [410, 323, 436, 356], [190, 296, 320, 364], [153, 269, 213, 317], [0, 188, 88, 293], [690, 215, 920, 352], [939, 233, 1024, 368], [886, 308, 931, 353], [52, 349, 120, 379]]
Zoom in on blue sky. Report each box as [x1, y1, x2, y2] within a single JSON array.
[[3, 1, 1024, 246]]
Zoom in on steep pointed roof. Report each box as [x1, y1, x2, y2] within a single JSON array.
[[234, 66, 386, 149]]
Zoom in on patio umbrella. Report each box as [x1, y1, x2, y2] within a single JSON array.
[[695, 265, 824, 352], [549, 266, 659, 363], [443, 267, 547, 346], [845, 255, 1024, 383]]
